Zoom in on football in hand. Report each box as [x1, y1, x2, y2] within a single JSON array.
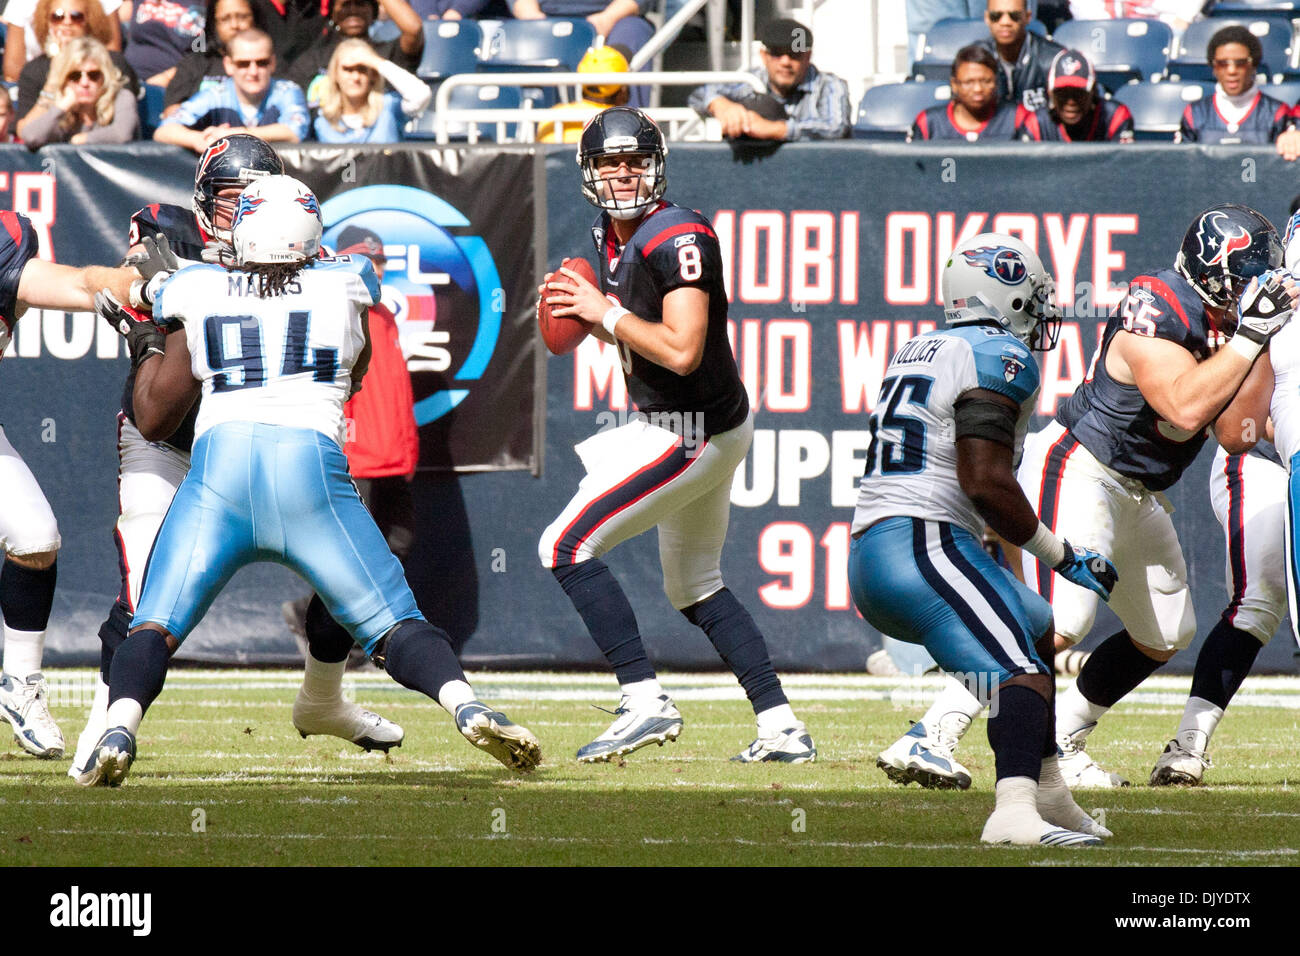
[[537, 257, 598, 355]]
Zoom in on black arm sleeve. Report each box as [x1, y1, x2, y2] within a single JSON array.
[[954, 396, 1018, 449]]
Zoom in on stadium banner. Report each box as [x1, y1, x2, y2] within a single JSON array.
[[8, 142, 1299, 673]]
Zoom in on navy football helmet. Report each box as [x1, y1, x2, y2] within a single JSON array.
[[193, 134, 286, 243], [577, 107, 667, 220], [1175, 203, 1282, 310]]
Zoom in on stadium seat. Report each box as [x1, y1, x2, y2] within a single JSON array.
[[1051, 19, 1173, 86], [1167, 17, 1295, 83], [1208, 1, 1300, 15], [1113, 81, 1205, 140], [1265, 79, 1300, 103], [137, 83, 166, 138], [483, 18, 597, 69], [416, 20, 482, 80], [854, 81, 951, 140], [407, 83, 523, 142]]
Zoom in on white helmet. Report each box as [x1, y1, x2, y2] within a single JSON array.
[[231, 175, 322, 266], [941, 233, 1062, 350]]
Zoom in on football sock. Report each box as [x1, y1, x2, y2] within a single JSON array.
[[104, 698, 144, 736], [1055, 683, 1110, 738], [1073, 629, 1163, 709], [437, 680, 475, 713], [107, 628, 172, 720], [681, 588, 787, 714], [96, 600, 131, 683], [919, 676, 984, 739], [552, 561, 655, 684], [1174, 697, 1224, 753], [986, 684, 1048, 782], [300, 654, 346, 702], [379, 619, 469, 713], [1, 558, 57, 679], [303, 594, 354, 665], [1188, 617, 1263, 710], [756, 703, 798, 736], [991, 775, 1038, 812], [620, 677, 666, 700]]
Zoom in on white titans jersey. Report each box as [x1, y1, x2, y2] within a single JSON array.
[[1270, 320, 1300, 467], [851, 325, 1040, 540], [155, 255, 379, 447]]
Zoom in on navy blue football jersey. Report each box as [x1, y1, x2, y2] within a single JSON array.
[[909, 101, 1021, 142], [121, 203, 208, 452], [589, 201, 748, 439], [1018, 99, 1135, 143], [1178, 91, 1292, 144], [0, 211, 39, 346], [1057, 268, 1224, 491]]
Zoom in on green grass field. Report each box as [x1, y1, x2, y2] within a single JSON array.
[[2, 670, 1298, 866]]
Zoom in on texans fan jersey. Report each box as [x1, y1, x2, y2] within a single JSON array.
[[909, 102, 1020, 142], [590, 201, 748, 439], [0, 211, 39, 356], [1018, 100, 1135, 142], [1178, 91, 1292, 144], [851, 324, 1040, 541], [121, 203, 208, 453], [1057, 268, 1222, 491]]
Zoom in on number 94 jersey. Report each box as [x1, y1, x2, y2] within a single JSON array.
[[851, 325, 1040, 541], [154, 255, 379, 448]]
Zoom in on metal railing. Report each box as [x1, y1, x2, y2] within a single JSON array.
[[429, 69, 766, 144]]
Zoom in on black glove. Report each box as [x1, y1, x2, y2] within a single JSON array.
[[97, 290, 164, 369]]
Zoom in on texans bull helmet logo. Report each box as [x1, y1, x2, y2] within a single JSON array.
[[962, 245, 1027, 286], [1196, 210, 1252, 268]]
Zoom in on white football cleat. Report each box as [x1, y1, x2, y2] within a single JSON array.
[[1149, 736, 1211, 787], [732, 721, 817, 763], [576, 694, 683, 763], [74, 726, 137, 788], [68, 710, 109, 780], [455, 701, 542, 772], [0, 672, 64, 759], [877, 714, 973, 789], [1057, 723, 1129, 788], [1038, 787, 1112, 840], [293, 689, 404, 753], [980, 805, 1102, 847]]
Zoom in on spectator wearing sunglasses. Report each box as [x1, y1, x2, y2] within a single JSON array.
[[977, 0, 1063, 112], [163, 0, 269, 112], [286, 0, 424, 108], [18, 36, 138, 145], [310, 38, 430, 142], [13, 0, 138, 117], [156, 27, 309, 151], [2, 0, 121, 81], [1177, 25, 1300, 162]]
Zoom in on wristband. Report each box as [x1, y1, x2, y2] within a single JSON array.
[[129, 278, 148, 310], [1227, 332, 1264, 362], [1022, 521, 1066, 567], [602, 305, 630, 337]]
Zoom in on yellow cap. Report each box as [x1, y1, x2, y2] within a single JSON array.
[[578, 46, 629, 102]]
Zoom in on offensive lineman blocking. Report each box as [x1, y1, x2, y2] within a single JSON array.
[[539, 107, 816, 763]]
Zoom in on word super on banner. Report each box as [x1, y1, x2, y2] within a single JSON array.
[[538, 143, 1300, 671]]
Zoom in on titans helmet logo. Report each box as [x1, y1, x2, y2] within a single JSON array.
[[295, 193, 321, 222], [1197, 211, 1251, 267], [232, 193, 265, 227], [962, 246, 1027, 286]]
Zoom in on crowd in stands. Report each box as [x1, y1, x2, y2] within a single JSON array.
[[2, 0, 1300, 150]]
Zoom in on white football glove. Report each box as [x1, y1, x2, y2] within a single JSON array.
[[1228, 269, 1296, 361]]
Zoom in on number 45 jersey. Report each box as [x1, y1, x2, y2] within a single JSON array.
[[153, 255, 379, 448], [851, 325, 1040, 540]]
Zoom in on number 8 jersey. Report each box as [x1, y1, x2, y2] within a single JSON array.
[[851, 325, 1040, 540], [154, 255, 379, 448]]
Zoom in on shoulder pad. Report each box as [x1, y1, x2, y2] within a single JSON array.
[[968, 332, 1039, 405]]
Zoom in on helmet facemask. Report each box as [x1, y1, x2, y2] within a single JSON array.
[[580, 150, 665, 221]]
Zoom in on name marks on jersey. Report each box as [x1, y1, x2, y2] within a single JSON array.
[[228, 274, 302, 297], [892, 336, 945, 366]]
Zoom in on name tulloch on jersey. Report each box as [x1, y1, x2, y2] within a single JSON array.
[[892, 336, 945, 366], [227, 273, 303, 296]]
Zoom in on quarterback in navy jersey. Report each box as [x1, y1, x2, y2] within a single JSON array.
[[68, 135, 405, 782], [539, 107, 815, 764], [1017, 49, 1134, 143], [910, 44, 1020, 143], [0, 213, 145, 762]]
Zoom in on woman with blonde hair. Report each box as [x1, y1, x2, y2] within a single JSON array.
[[18, 36, 138, 146], [312, 39, 430, 144], [14, 0, 137, 121]]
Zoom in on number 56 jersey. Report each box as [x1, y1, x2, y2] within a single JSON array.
[[154, 255, 379, 448], [851, 325, 1040, 540]]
